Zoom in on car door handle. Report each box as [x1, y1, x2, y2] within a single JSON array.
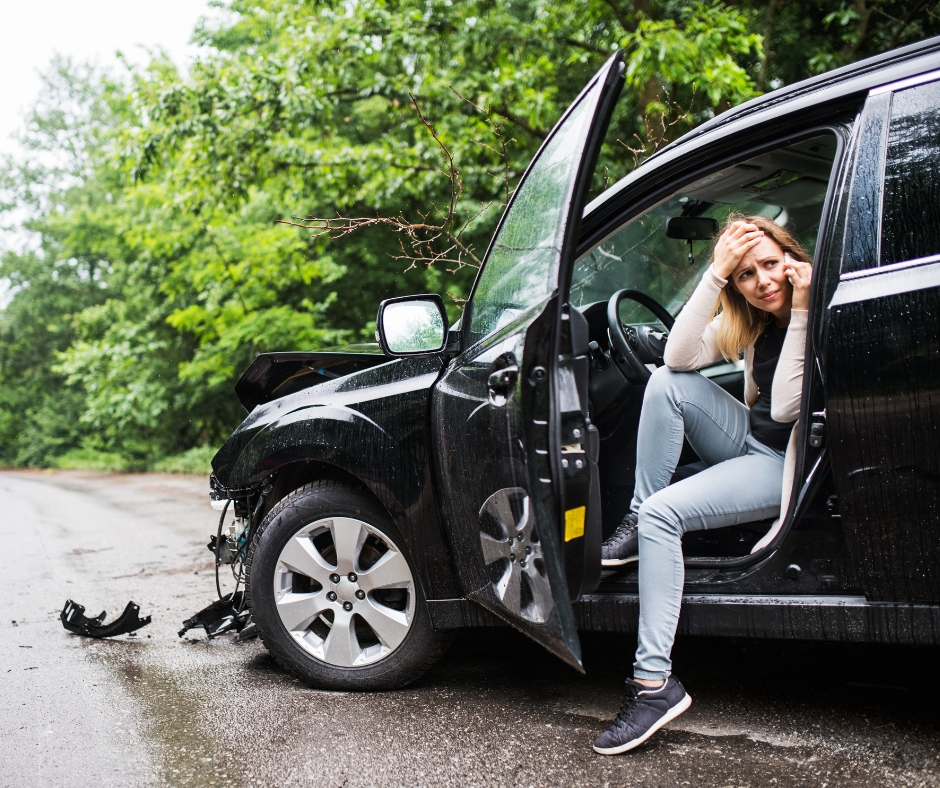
[[487, 365, 518, 406]]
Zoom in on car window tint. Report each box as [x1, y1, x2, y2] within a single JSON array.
[[881, 79, 940, 266], [468, 81, 602, 342]]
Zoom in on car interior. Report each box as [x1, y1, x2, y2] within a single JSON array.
[[569, 132, 839, 566]]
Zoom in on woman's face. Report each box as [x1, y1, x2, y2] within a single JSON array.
[[728, 235, 792, 321]]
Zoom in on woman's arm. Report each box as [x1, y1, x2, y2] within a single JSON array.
[[662, 268, 726, 371], [771, 254, 813, 422], [665, 220, 766, 371], [771, 310, 807, 422]]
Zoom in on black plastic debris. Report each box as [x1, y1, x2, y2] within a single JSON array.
[[178, 591, 253, 639], [61, 599, 151, 638], [236, 618, 258, 642]]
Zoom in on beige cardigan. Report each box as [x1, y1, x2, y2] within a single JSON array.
[[663, 267, 807, 553]]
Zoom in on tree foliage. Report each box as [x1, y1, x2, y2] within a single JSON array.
[[1, 0, 938, 469]]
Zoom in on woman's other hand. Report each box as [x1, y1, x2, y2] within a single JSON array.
[[784, 253, 813, 311], [711, 220, 764, 280]]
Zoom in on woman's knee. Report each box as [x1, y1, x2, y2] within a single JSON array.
[[638, 495, 683, 541], [643, 365, 695, 403]]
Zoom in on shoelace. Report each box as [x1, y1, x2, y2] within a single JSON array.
[[610, 517, 638, 542], [613, 686, 641, 725]]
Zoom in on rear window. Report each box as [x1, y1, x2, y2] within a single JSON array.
[[881, 79, 940, 266]]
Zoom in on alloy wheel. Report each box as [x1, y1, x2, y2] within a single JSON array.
[[479, 487, 552, 623], [272, 516, 415, 667]]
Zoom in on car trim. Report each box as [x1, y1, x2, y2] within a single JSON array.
[[869, 68, 940, 95], [427, 595, 940, 645], [831, 255, 940, 306]]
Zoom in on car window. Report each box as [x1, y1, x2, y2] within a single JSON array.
[[571, 134, 837, 323], [881, 79, 940, 267], [467, 79, 604, 344]]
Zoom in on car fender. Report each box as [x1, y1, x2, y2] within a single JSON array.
[[228, 403, 412, 512]]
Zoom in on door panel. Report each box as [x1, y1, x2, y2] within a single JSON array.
[[826, 80, 940, 603], [828, 279, 940, 602], [432, 55, 624, 669]]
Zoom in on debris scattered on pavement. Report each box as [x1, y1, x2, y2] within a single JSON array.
[[178, 591, 255, 640], [60, 599, 152, 638], [236, 619, 258, 641]]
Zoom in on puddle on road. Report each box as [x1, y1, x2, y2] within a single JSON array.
[[88, 638, 256, 787]]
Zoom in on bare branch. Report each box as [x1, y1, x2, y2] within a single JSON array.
[[448, 84, 514, 205], [617, 88, 695, 168], [408, 91, 460, 229], [281, 83, 516, 275]]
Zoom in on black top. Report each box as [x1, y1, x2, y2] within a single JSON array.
[[749, 321, 796, 452]]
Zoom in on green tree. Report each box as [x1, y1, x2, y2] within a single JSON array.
[[1, 0, 937, 469]]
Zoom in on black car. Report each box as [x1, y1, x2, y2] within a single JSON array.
[[210, 38, 940, 689]]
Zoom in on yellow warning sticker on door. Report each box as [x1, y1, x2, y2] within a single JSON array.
[[564, 506, 585, 542]]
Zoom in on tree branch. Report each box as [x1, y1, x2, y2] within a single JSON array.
[[492, 106, 548, 140], [280, 86, 517, 275], [600, 0, 636, 32], [561, 36, 614, 56]]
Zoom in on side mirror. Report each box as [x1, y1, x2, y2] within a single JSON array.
[[376, 294, 449, 357]]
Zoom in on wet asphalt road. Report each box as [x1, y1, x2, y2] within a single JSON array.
[[1, 469, 938, 788]]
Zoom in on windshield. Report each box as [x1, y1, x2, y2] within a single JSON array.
[[571, 133, 836, 323]]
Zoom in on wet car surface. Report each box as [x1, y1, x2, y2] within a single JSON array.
[[2, 469, 937, 787]]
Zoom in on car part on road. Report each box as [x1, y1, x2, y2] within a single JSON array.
[[245, 477, 453, 690], [178, 591, 253, 639], [61, 599, 151, 638]]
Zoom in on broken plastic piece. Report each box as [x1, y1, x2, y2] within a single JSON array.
[[236, 617, 258, 642], [207, 534, 237, 564], [61, 599, 152, 638], [178, 592, 250, 639]]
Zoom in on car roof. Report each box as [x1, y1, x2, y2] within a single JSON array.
[[649, 35, 940, 162], [582, 35, 940, 228]]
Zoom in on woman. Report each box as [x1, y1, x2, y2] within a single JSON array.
[[592, 215, 814, 755]]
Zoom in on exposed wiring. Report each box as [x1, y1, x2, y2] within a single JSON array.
[[214, 499, 230, 600], [230, 492, 267, 614]]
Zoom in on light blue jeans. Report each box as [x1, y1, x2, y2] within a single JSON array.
[[631, 366, 785, 680]]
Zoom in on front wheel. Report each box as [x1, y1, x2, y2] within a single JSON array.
[[246, 478, 453, 690]]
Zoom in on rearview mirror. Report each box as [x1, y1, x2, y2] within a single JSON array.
[[665, 216, 719, 241], [376, 294, 448, 356]]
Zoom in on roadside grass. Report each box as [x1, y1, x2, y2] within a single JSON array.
[[151, 445, 216, 475], [54, 448, 134, 472], [51, 445, 216, 475]]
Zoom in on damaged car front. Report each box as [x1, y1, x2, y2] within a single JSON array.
[[201, 332, 462, 679]]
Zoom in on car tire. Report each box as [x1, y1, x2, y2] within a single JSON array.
[[245, 478, 453, 690]]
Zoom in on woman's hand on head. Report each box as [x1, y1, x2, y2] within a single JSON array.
[[711, 221, 765, 280], [784, 253, 813, 311]]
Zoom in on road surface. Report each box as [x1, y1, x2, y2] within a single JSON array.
[[1, 470, 937, 787]]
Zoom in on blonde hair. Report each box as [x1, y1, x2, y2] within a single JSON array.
[[714, 214, 811, 360]]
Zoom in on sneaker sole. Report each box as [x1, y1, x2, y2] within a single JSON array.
[[592, 693, 692, 755], [601, 555, 639, 567]]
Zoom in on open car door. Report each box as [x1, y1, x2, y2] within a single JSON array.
[[431, 54, 624, 670]]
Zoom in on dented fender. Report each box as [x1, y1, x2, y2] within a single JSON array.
[[230, 403, 410, 496], [209, 357, 462, 600]]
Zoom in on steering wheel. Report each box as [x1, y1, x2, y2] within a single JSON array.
[[606, 289, 676, 384]]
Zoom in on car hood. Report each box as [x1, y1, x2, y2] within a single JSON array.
[[212, 353, 444, 487], [233, 343, 388, 411]]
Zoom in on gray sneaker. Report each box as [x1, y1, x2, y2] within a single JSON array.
[[593, 677, 691, 754], [601, 512, 639, 566]]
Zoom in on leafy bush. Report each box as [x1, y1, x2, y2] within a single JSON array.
[[54, 448, 134, 473], [152, 445, 217, 475]]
